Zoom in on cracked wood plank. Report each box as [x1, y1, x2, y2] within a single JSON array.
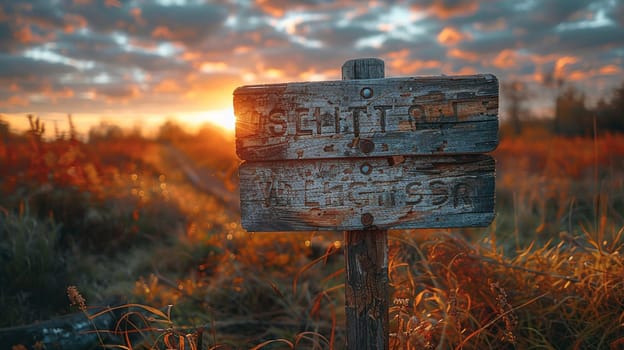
[[239, 154, 495, 231], [234, 74, 498, 161]]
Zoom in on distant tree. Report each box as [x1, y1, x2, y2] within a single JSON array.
[[68, 114, 77, 141], [502, 81, 530, 135], [0, 117, 8, 141], [157, 120, 190, 143], [88, 122, 124, 143], [0, 117, 8, 174], [554, 84, 592, 136], [612, 81, 624, 112], [595, 81, 624, 133]]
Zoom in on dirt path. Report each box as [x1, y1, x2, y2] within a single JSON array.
[[159, 142, 240, 213]]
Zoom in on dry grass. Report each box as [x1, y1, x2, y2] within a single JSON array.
[[2, 116, 624, 349]]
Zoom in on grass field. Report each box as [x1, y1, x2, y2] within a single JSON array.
[[1, 116, 623, 349]]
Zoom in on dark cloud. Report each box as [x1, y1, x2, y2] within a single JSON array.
[[612, 1, 624, 26], [0, 54, 76, 80], [139, 3, 227, 46], [68, 1, 228, 47], [457, 31, 518, 55], [298, 20, 379, 48], [251, 0, 349, 17], [95, 83, 140, 100], [67, 0, 132, 33], [0, 21, 15, 51], [0, 0, 621, 117], [512, 0, 589, 27], [381, 37, 446, 62], [548, 26, 624, 53]]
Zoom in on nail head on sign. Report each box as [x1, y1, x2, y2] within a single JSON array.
[[360, 87, 373, 99], [360, 162, 372, 175], [361, 213, 374, 226], [359, 139, 375, 154]]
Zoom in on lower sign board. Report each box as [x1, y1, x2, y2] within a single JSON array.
[[239, 155, 495, 231]]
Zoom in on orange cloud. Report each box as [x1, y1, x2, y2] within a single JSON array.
[[299, 69, 338, 82], [448, 48, 479, 61], [255, 0, 286, 17], [529, 53, 560, 66], [130, 7, 145, 26], [153, 79, 182, 94], [105, 0, 121, 8], [152, 26, 174, 40], [182, 51, 201, 61], [387, 49, 410, 60], [0, 95, 29, 107], [492, 49, 518, 69], [63, 14, 87, 33], [437, 27, 471, 45], [567, 70, 588, 81], [14, 25, 36, 44], [34, 86, 76, 104], [386, 51, 441, 75], [233, 46, 252, 54], [568, 64, 621, 81], [200, 61, 228, 73], [407, 60, 441, 73], [429, 0, 479, 19], [599, 64, 620, 75], [13, 21, 56, 44], [554, 56, 578, 78]]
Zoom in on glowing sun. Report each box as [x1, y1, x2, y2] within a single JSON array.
[[193, 108, 236, 132]]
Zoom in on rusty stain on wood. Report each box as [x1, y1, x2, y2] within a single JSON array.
[[234, 75, 498, 161], [239, 155, 495, 231]]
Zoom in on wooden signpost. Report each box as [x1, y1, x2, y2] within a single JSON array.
[[234, 58, 499, 349]]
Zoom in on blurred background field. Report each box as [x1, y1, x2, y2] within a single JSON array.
[[2, 0, 624, 347], [1, 105, 624, 348]]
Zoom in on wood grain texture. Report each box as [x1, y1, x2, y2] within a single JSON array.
[[343, 57, 389, 350], [239, 155, 495, 231], [342, 58, 385, 80], [344, 229, 388, 350], [234, 75, 498, 161]]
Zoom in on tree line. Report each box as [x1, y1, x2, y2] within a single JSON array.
[[503, 80, 624, 136]]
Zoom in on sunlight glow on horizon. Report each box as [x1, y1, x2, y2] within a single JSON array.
[[191, 108, 236, 133], [2, 108, 236, 139]]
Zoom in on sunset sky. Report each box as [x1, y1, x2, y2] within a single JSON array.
[[1, 0, 623, 134]]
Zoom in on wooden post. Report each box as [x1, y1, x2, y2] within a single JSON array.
[[342, 58, 389, 350]]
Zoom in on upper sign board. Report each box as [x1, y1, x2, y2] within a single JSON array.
[[234, 75, 498, 161]]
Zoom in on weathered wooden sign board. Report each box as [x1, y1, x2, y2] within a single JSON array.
[[235, 75, 498, 161], [239, 155, 494, 231], [235, 74, 498, 232]]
